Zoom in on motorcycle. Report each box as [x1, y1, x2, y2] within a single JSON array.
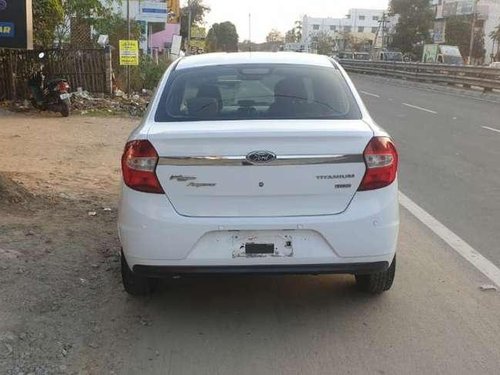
[[28, 52, 72, 117]]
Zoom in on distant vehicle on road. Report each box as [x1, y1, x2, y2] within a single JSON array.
[[489, 61, 500, 68], [422, 44, 464, 65], [118, 52, 399, 296], [353, 52, 370, 61], [378, 51, 404, 62], [283, 42, 305, 52], [333, 52, 370, 61], [336, 51, 354, 60]]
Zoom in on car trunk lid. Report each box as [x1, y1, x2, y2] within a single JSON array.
[[151, 120, 373, 217]]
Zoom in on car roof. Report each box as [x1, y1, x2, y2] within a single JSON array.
[[175, 52, 335, 70]]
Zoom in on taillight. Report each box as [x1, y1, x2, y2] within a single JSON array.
[[358, 137, 398, 191], [121, 140, 164, 194], [58, 81, 70, 92]]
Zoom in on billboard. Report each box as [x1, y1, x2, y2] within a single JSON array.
[[0, 0, 33, 49], [167, 0, 180, 23], [456, 0, 474, 15], [423, 44, 439, 63], [433, 20, 446, 44], [137, 1, 168, 23], [188, 26, 206, 52]]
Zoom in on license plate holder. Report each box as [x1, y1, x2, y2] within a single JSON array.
[[232, 232, 293, 258], [245, 243, 275, 255]]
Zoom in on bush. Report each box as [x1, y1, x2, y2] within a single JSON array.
[[139, 55, 171, 90], [117, 55, 171, 93]]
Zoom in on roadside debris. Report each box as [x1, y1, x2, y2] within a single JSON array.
[[88, 211, 97, 217], [71, 89, 150, 117], [1, 88, 151, 117], [479, 284, 498, 292]]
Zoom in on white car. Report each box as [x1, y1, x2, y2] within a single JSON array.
[[118, 52, 399, 295]]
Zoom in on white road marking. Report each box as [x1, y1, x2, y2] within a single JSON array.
[[482, 126, 500, 134], [400, 192, 500, 288], [360, 90, 380, 98], [402, 103, 437, 114]]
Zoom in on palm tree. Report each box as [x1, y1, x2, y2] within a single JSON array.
[[489, 24, 500, 61]]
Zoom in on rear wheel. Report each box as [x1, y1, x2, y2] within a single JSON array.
[[355, 256, 396, 294], [121, 251, 158, 296], [60, 100, 70, 117]]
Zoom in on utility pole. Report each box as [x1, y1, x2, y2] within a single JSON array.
[[371, 12, 386, 58], [249, 13, 252, 51], [467, 0, 478, 65], [126, 0, 131, 97], [380, 12, 387, 50], [187, 0, 192, 54]]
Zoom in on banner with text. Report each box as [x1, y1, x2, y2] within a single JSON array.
[[119, 40, 139, 66]]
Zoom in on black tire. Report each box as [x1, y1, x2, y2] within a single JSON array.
[[121, 251, 158, 296], [60, 100, 70, 117], [355, 256, 396, 294]]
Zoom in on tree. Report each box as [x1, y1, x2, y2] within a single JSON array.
[[205, 22, 239, 52], [489, 24, 500, 60], [32, 0, 65, 48], [93, 13, 142, 72], [389, 0, 434, 54], [266, 29, 284, 44], [311, 31, 334, 56], [180, 0, 211, 40], [347, 34, 373, 52], [54, 0, 115, 46], [285, 20, 303, 43], [294, 20, 303, 42], [285, 29, 296, 43], [446, 15, 485, 61]]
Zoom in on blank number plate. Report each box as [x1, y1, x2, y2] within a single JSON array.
[[245, 243, 274, 255], [232, 232, 293, 258]]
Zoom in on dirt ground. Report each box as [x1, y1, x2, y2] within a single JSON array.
[[0, 111, 141, 375]]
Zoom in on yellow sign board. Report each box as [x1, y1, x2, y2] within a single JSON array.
[[119, 40, 139, 66], [188, 26, 206, 51]]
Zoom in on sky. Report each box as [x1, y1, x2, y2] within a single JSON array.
[[202, 0, 390, 43]]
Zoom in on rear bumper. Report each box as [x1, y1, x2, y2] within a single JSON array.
[[118, 182, 399, 268], [133, 261, 389, 278]]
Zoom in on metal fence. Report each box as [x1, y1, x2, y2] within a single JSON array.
[[0, 48, 112, 100], [338, 60, 500, 92]]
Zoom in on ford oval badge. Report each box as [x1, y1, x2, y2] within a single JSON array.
[[246, 151, 277, 164]]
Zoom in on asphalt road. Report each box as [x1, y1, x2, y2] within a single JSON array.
[[352, 74, 500, 267], [100, 77, 500, 374], [102, 208, 500, 375]]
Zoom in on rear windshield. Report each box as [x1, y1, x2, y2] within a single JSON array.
[[155, 63, 362, 122]]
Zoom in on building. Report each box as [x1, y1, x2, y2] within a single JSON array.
[[432, 0, 500, 63], [106, 0, 173, 52], [301, 9, 390, 53]]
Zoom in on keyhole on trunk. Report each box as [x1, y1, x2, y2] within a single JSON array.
[[259, 182, 264, 187]]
